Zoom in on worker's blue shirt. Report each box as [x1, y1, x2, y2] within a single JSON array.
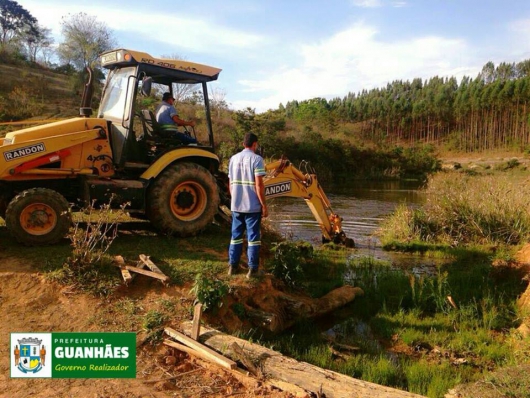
[[228, 149, 266, 213], [155, 101, 178, 125]]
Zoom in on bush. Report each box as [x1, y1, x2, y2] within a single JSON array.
[[51, 199, 127, 296], [269, 241, 313, 288], [190, 270, 229, 311]]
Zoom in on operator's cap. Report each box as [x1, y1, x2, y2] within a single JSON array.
[[162, 92, 174, 101]]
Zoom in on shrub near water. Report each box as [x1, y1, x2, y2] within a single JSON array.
[[380, 173, 530, 246]]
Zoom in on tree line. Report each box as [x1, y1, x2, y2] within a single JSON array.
[[282, 60, 530, 152]]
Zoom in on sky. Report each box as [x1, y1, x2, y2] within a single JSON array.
[[20, 0, 530, 112]]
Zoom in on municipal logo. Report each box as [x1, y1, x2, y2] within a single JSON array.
[[265, 181, 292, 197], [11, 332, 136, 378], [11, 333, 52, 378]]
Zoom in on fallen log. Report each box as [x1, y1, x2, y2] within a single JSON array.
[[181, 321, 424, 398], [241, 284, 364, 333], [163, 339, 237, 370]]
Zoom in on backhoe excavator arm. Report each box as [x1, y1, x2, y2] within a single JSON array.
[[264, 158, 354, 247]]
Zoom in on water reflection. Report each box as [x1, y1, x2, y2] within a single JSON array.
[[267, 179, 436, 267]]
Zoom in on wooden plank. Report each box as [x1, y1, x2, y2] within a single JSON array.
[[164, 327, 237, 370], [181, 322, 425, 398], [114, 255, 133, 283], [163, 339, 235, 370], [139, 254, 165, 274], [120, 268, 133, 283], [191, 303, 203, 340], [123, 265, 169, 282]]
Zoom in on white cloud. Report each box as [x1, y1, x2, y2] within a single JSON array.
[[351, 0, 383, 8], [505, 18, 530, 59], [510, 18, 530, 33], [351, 0, 407, 8], [22, 1, 265, 55], [237, 23, 478, 111]]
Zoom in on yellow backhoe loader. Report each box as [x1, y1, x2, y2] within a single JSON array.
[[0, 49, 224, 245], [0, 48, 353, 247]]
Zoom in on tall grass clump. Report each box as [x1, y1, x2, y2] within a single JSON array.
[[345, 256, 412, 316], [380, 173, 530, 246], [405, 360, 458, 397]]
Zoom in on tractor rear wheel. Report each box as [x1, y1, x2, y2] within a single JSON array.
[[0, 195, 7, 220], [147, 162, 219, 236], [5, 188, 71, 245]]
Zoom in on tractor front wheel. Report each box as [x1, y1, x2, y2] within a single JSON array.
[[5, 188, 71, 245], [147, 163, 219, 236]]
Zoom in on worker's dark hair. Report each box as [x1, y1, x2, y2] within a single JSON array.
[[162, 92, 174, 101], [243, 132, 258, 147]]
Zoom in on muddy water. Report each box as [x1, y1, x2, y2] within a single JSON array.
[[267, 179, 435, 267]]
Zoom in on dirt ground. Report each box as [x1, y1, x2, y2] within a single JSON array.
[[0, 256, 292, 398]]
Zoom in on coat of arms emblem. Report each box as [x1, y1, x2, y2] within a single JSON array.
[[15, 337, 46, 374]]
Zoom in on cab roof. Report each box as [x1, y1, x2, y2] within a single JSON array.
[[100, 49, 222, 84]]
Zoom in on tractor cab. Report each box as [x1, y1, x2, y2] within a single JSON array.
[[97, 49, 222, 169]]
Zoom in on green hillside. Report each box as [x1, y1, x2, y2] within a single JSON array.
[[0, 63, 80, 127]]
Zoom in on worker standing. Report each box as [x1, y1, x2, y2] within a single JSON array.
[[228, 133, 268, 278]]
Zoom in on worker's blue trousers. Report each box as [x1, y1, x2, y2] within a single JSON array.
[[228, 212, 261, 270]]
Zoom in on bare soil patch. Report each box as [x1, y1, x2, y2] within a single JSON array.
[[0, 256, 291, 398]]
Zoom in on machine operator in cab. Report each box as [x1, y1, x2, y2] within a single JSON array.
[[155, 92, 197, 144]]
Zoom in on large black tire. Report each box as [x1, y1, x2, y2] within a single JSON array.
[[5, 188, 71, 245], [0, 195, 7, 220], [0, 183, 9, 219], [147, 162, 220, 236]]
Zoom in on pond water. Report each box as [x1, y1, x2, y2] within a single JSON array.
[[267, 179, 438, 268]]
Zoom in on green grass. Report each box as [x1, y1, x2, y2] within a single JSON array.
[[406, 360, 459, 397], [0, 216, 231, 283], [261, 317, 476, 397], [253, 243, 527, 398], [379, 172, 530, 246]]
